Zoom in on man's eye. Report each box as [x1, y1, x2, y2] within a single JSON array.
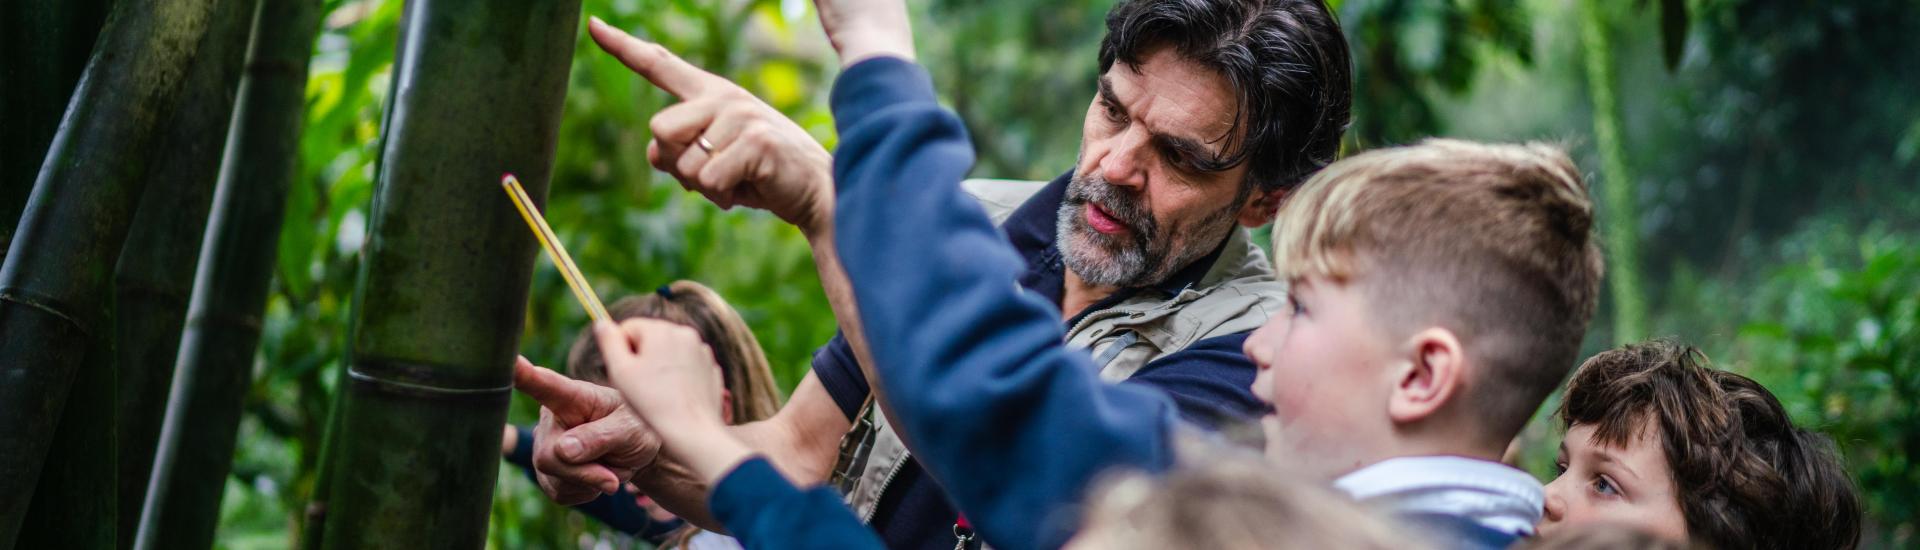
[[1102, 101, 1128, 125], [1164, 151, 1197, 173]]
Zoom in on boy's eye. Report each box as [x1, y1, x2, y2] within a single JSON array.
[[1591, 476, 1620, 497], [1553, 461, 1568, 476], [1290, 298, 1308, 318]]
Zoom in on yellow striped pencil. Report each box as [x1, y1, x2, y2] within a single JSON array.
[[501, 173, 609, 322]]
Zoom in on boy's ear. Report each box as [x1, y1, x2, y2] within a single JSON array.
[[1236, 187, 1287, 227], [720, 388, 736, 425], [1387, 328, 1464, 425]]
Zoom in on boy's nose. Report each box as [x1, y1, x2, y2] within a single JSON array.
[[1540, 491, 1566, 524]]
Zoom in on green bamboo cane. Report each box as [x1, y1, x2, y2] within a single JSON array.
[[300, 368, 348, 549], [0, 0, 226, 547], [134, 1, 321, 547], [111, 0, 259, 537], [1578, 0, 1648, 343], [299, 5, 419, 545], [315, 0, 581, 547], [0, 0, 113, 257]]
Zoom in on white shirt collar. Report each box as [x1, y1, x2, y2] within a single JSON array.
[[1333, 455, 1543, 536]]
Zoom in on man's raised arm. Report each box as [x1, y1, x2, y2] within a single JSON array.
[[583, 16, 892, 404]]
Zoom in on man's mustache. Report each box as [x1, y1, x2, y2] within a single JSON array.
[[1066, 176, 1157, 238]]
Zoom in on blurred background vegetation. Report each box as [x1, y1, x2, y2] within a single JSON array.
[[214, 0, 1919, 547]]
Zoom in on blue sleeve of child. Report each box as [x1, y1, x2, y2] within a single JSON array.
[[828, 56, 1178, 550], [708, 456, 884, 550]]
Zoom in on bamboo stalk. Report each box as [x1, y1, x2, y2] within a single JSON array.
[[111, 0, 259, 537], [135, 0, 321, 547], [1578, 0, 1648, 343], [0, 0, 227, 547], [312, 0, 582, 546], [0, 0, 113, 257]]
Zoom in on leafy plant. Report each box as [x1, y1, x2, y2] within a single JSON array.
[[1737, 229, 1920, 546]]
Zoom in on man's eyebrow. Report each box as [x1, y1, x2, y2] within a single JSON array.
[[1097, 76, 1122, 107], [1156, 133, 1219, 165]]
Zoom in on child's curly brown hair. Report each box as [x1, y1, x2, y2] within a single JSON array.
[[1559, 340, 1861, 549]]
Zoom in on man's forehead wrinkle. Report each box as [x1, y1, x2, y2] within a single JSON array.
[[1107, 61, 1234, 157]]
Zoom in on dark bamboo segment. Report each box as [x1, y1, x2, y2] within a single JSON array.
[[134, 1, 321, 548], [313, 0, 581, 546], [0, 0, 112, 256], [0, 0, 226, 547], [111, 0, 259, 537]]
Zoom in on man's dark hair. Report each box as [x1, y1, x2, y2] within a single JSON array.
[[1560, 340, 1863, 550], [1098, 0, 1352, 192]]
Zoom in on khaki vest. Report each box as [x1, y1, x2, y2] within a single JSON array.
[[831, 178, 1288, 526]]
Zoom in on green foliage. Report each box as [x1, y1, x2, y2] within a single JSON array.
[[913, 0, 1109, 179], [1340, 0, 1534, 146], [1736, 228, 1920, 546], [1631, 0, 1920, 283]]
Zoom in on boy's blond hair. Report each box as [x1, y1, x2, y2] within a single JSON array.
[[1080, 453, 1413, 550], [1269, 138, 1604, 444]]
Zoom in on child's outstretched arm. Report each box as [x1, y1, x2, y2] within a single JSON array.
[[594, 320, 883, 550], [825, 56, 1180, 550]]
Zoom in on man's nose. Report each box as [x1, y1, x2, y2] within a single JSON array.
[[1099, 126, 1150, 189]]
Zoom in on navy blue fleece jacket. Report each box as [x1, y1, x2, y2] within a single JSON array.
[[829, 57, 1179, 550], [708, 457, 885, 549]]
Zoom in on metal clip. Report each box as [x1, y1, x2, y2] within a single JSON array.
[[953, 523, 979, 550], [828, 393, 879, 494]]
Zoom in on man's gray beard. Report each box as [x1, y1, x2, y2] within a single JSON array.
[[1055, 173, 1243, 288]]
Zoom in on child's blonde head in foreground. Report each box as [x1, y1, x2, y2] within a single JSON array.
[[1068, 453, 1413, 550]]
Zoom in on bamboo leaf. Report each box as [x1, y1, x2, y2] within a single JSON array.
[[1659, 0, 1688, 70]]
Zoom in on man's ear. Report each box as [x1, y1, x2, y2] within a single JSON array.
[[1387, 328, 1465, 425], [720, 388, 736, 425], [1236, 186, 1287, 227]]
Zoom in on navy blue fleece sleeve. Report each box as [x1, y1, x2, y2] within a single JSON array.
[[709, 457, 884, 550], [828, 56, 1177, 550], [1124, 333, 1267, 429]]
